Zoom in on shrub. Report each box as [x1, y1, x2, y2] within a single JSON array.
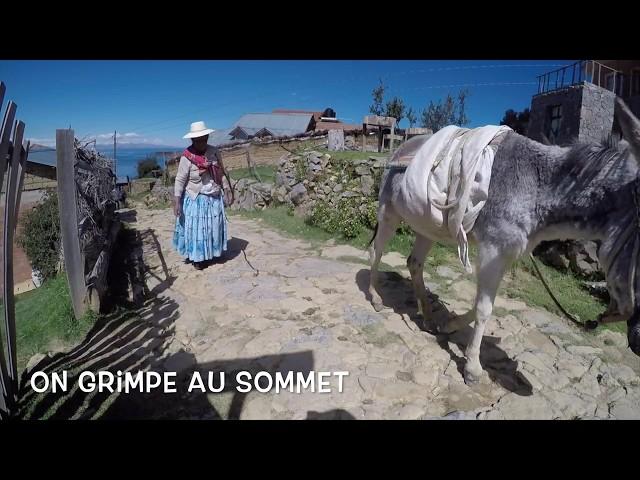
[[363, 201, 378, 230], [137, 156, 161, 178], [307, 196, 367, 239], [397, 221, 413, 236], [18, 190, 62, 280]]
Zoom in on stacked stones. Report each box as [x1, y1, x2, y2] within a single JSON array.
[[535, 240, 603, 280], [273, 150, 386, 217], [228, 178, 273, 211]]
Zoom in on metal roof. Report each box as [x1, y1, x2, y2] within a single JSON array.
[[207, 128, 234, 146], [233, 112, 313, 137]]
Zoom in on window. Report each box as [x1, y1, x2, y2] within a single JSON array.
[[546, 104, 562, 141]]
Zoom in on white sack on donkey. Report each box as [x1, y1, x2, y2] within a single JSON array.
[[398, 124, 512, 273]]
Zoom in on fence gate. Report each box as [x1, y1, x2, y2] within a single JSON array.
[[0, 81, 30, 419]]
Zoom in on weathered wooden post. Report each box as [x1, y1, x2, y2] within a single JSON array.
[[389, 118, 396, 153], [0, 81, 28, 417], [362, 123, 367, 151], [56, 129, 87, 319]]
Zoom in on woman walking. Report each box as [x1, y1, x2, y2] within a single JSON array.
[[173, 121, 230, 270]]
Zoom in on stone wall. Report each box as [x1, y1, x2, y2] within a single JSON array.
[[272, 150, 386, 217], [228, 178, 273, 211], [226, 149, 387, 224], [534, 240, 603, 280], [578, 82, 616, 144], [528, 86, 583, 145], [529, 83, 617, 146]]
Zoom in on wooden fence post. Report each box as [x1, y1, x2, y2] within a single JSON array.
[[3, 120, 25, 391], [362, 123, 367, 151], [56, 129, 87, 319], [0, 81, 28, 417], [0, 100, 17, 416]]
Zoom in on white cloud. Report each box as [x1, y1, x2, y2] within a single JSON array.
[[87, 132, 167, 145]]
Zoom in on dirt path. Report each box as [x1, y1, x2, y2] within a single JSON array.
[[106, 206, 640, 419]]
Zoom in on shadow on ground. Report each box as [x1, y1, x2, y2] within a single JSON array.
[[13, 226, 349, 420], [355, 268, 532, 396]]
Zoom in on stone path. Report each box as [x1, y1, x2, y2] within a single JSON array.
[[129, 206, 640, 420]]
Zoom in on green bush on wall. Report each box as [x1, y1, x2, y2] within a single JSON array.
[[137, 157, 161, 178], [17, 190, 62, 280]]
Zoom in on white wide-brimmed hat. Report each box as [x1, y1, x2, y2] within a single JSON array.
[[183, 121, 215, 139]]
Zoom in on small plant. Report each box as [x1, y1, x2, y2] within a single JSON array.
[[363, 201, 378, 230], [294, 156, 307, 183], [137, 156, 161, 178], [396, 221, 413, 236], [18, 190, 62, 281], [307, 196, 368, 239]]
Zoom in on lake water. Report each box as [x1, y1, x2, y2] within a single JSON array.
[[26, 145, 183, 181], [95, 147, 182, 180]]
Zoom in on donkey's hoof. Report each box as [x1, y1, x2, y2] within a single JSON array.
[[372, 301, 385, 312], [463, 364, 483, 386], [463, 371, 481, 386]]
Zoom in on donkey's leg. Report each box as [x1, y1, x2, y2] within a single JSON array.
[[408, 234, 434, 320], [440, 309, 475, 334], [463, 244, 511, 385], [369, 207, 401, 312]]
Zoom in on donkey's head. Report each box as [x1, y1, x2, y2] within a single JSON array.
[[599, 98, 640, 354]]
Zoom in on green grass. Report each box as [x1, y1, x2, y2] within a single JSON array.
[[229, 165, 277, 183], [230, 205, 335, 249], [0, 274, 97, 373], [503, 256, 612, 331], [231, 204, 617, 331]]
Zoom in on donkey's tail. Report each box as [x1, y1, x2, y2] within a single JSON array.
[[367, 222, 379, 248]]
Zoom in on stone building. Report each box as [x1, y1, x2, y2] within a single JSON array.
[[528, 60, 640, 145]]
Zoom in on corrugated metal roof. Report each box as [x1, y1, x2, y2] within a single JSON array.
[[207, 128, 234, 146], [233, 112, 313, 137]]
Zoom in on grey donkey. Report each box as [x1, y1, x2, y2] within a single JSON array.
[[368, 97, 640, 385]]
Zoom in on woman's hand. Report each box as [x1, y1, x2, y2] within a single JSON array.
[[174, 196, 182, 217]]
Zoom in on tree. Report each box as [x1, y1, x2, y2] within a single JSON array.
[[500, 108, 530, 135], [369, 79, 386, 116], [421, 89, 470, 132], [137, 156, 161, 178], [406, 107, 417, 128], [385, 96, 405, 125]]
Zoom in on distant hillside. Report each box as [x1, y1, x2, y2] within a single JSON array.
[[95, 143, 183, 150]]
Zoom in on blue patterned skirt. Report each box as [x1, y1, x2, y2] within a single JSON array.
[[173, 193, 228, 262]]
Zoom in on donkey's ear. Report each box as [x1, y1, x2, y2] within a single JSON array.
[[614, 97, 640, 160]]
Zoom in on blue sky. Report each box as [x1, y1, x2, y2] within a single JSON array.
[[0, 60, 574, 148]]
